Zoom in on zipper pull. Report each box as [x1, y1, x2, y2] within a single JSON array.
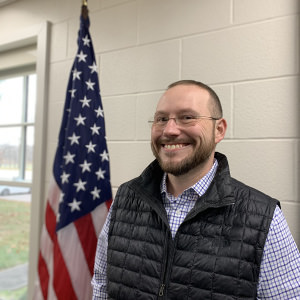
[[159, 284, 165, 297]]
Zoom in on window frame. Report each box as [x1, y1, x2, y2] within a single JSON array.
[[0, 21, 51, 299], [0, 68, 36, 186]]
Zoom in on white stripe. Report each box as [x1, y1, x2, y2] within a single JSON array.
[[33, 180, 61, 300], [34, 225, 58, 300], [39, 225, 53, 269], [46, 182, 60, 300], [91, 202, 109, 237], [48, 178, 61, 214], [33, 281, 44, 300], [47, 277, 58, 300], [34, 178, 104, 299], [58, 222, 93, 300]]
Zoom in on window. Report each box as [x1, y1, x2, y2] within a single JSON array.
[[0, 70, 36, 299], [0, 72, 36, 185], [0, 22, 50, 300]]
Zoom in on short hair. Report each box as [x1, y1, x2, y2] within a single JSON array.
[[167, 80, 223, 118]]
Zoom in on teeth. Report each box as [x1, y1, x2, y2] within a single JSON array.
[[164, 144, 184, 149]]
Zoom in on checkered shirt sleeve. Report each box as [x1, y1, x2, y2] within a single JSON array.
[[257, 205, 300, 299], [92, 206, 111, 300]]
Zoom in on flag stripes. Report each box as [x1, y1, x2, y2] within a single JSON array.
[[34, 10, 112, 299]]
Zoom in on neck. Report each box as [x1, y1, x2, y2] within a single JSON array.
[[166, 155, 215, 197]]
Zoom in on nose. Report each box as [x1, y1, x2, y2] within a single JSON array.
[[162, 118, 181, 136]]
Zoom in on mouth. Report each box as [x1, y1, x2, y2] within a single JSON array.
[[162, 143, 190, 150]]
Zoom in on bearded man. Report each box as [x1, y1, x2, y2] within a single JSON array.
[[92, 80, 300, 300]]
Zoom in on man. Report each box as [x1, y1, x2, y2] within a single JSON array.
[[92, 80, 300, 299]]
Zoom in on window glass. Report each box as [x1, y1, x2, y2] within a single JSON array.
[[0, 77, 24, 125], [0, 127, 22, 181], [0, 71, 35, 300]]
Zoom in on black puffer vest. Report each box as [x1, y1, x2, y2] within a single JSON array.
[[107, 153, 279, 299]]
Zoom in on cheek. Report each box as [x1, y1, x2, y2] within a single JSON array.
[[151, 128, 160, 143], [189, 127, 205, 141], [191, 126, 214, 144]]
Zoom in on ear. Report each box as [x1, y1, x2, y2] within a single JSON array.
[[214, 118, 227, 144]]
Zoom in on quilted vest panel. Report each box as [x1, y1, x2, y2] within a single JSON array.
[[107, 156, 278, 300]]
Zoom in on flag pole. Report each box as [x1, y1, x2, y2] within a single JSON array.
[[82, 0, 88, 19]]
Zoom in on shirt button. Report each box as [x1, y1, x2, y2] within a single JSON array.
[[176, 209, 181, 216]]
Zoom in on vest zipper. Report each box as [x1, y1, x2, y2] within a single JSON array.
[[159, 284, 165, 296], [158, 229, 171, 298]]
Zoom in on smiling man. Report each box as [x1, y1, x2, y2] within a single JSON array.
[[150, 82, 226, 196], [92, 80, 300, 300]]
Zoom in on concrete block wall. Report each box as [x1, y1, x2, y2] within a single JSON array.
[[0, 0, 299, 247]]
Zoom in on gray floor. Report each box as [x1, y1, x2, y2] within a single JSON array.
[[0, 263, 28, 291]]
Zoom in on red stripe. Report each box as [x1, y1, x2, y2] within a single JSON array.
[[53, 235, 78, 300], [43, 198, 78, 299], [45, 200, 57, 241], [37, 200, 56, 299], [74, 213, 97, 275], [37, 251, 49, 299], [105, 198, 112, 210]]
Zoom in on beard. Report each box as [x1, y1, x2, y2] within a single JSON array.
[[151, 135, 215, 176]]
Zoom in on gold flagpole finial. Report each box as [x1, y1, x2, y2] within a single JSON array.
[[81, 0, 88, 19]]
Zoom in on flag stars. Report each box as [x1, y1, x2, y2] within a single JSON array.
[[52, 16, 114, 233], [79, 160, 92, 173], [68, 198, 82, 212], [85, 78, 95, 90], [94, 106, 104, 118], [91, 186, 101, 200], [90, 123, 101, 135], [57, 212, 61, 222], [63, 151, 75, 164], [100, 150, 109, 162], [68, 133, 80, 145], [73, 178, 87, 192], [85, 141, 97, 153], [95, 168, 106, 180], [89, 62, 98, 74], [82, 34, 91, 47], [77, 50, 87, 62], [69, 89, 76, 98], [74, 114, 86, 126], [60, 172, 70, 184], [72, 68, 82, 81], [59, 192, 65, 204], [79, 96, 92, 108]]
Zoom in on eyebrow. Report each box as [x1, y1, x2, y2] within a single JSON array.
[[154, 109, 200, 116]]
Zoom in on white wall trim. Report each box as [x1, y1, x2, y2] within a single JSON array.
[[0, 20, 52, 299]]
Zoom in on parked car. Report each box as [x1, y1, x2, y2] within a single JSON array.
[[0, 185, 31, 196]]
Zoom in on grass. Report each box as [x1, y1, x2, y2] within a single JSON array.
[[0, 199, 30, 270], [0, 287, 27, 300], [0, 199, 30, 300]]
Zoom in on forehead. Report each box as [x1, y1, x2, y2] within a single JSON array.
[[156, 84, 211, 114]]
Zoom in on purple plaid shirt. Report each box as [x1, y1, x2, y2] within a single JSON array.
[[92, 160, 300, 299]]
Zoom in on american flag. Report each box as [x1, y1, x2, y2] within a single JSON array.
[[34, 10, 112, 300]]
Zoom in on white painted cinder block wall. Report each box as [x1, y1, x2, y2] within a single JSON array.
[[0, 0, 299, 246]]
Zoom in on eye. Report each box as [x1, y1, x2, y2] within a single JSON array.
[[180, 115, 196, 123], [155, 116, 169, 123]]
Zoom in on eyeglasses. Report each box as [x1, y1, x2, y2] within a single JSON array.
[[148, 115, 220, 128]]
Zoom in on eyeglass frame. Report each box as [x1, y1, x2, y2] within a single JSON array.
[[148, 115, 221, 128]]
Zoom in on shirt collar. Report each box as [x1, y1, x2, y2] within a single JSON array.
[[161, 159, 219, 198]]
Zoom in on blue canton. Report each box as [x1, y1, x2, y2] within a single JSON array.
[[54, 16, 112, 231]]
